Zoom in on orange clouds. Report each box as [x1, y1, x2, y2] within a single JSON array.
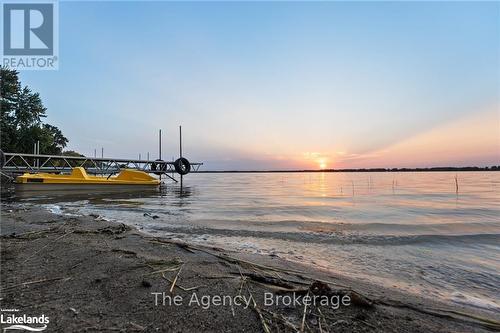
[[334, 108, 499, 168]]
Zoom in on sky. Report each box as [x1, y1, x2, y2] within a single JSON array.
[[19, 1, 500, 170]]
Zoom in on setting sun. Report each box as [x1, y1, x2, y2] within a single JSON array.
[[318, 159, 327, 169]]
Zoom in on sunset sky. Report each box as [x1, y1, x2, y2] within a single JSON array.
[[20, 1, 499, 170]]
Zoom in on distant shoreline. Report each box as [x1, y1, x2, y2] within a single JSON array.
[[197, 166, 500, 173]]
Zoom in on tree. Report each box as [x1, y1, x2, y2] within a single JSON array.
[[40, 124, 69, 155], [0, 68, 19, 151], [0, 67, 68, 154], [62, 150, 84, 157]]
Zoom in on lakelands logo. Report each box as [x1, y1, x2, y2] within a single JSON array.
[[0, 310, 49, 332], [1, 0, 59, 70]]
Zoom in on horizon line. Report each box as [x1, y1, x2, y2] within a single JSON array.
[[195, 166, 500, 173]]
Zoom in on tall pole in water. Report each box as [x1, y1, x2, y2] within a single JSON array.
[[33, 143, 36, 169], [159, 129, 162, 160], [36, 140, 40, 170], [179, 125, 183, 189], [179, 126, 182, 158], [100, 148, 104, 174], [159, 129, 162, 182]]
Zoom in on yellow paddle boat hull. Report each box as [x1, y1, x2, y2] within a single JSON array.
[[16, 167, 160, 188]]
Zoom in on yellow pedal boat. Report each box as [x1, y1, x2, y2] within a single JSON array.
[[16, 167, 160, 189]]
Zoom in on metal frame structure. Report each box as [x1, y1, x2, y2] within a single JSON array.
[[0, 152, 202, 182]]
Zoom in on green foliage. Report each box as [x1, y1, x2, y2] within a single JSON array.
[[61, 150, 85, 157], [0, 67, 68, 154]]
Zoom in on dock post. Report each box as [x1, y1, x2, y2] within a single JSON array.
[[179, 126, 182, 158], [179, 126, 183, 189], [159, 129, 162, 182], [36, 140, 40, 170]]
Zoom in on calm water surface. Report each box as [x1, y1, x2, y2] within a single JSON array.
[[12, 171, 500, 312]]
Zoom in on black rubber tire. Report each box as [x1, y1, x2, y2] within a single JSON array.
[[174, 157, 191, 175], [0, 149, 5, 169]]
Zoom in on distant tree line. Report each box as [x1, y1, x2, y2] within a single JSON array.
[[1, 67, 69, 155], [200, 166, 500, 173]]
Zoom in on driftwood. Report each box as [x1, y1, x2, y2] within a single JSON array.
[[73, 223, 131, 235], [1, 227, 64, 240], [1, 276, 71, 292]]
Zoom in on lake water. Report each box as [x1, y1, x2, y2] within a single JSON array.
[[11, 171, 500, 313]]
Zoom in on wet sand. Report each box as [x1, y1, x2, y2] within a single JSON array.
[[0, 203, 498, 332]]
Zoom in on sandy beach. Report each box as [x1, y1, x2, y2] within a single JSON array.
[[1, 203, 498, 332]]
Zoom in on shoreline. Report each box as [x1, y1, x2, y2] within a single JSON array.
[[1, 203, 498, 332]]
